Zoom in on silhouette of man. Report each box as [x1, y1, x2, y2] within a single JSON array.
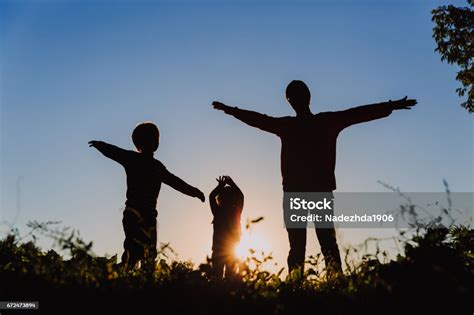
[[212, 80, 416, 273], [209, 175, 244, 278]]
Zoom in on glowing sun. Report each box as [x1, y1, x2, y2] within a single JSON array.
[[235, 232, 270, 260]]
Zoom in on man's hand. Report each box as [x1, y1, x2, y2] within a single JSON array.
[[88, 140, 102, 148], [212, 101, 230, 112], [389, 96, 417, 110]]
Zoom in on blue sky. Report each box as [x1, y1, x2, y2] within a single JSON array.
[[1, 0, 472, 268]]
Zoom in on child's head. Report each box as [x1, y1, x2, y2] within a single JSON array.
[[216, 186, 239, 208], [132, 122, 160, 154]]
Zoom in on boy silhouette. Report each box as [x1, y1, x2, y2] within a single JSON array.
[[213, 80, 417, 274], [209, 175, 244, 278], [89, 122, 205, 269]]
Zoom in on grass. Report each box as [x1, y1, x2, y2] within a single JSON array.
[[0, 217, 472, 314]]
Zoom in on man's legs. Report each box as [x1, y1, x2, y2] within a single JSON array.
[[315, 226, 342, 274], [286, 228, 306, 272], [313, 192, 342, 274]]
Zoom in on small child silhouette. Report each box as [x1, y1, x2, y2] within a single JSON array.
[[89, 122, 205, 269], [209, 175, 244, 278]]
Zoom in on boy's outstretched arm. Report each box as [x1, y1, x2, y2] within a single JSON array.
[[212, 101, 281, 135], [334, 96, 417, 131], [88, 140, 131, 166], [162, 169, 205, 202]]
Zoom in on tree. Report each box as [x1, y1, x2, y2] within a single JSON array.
[[432, 0, 473, 113]]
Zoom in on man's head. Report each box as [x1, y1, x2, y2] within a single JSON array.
[[132, 122, 160, 154], [286, 80, 311, 114]]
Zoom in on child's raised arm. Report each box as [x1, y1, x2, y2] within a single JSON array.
[[88, 140, 132, 166], [223, 176, 244, 211], [209, 176, 225, 215], [162, 169, 205, 202]]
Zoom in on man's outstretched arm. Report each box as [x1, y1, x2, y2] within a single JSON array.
[[88, 140, 131, 166], [212, 101, 281, 135], [335, 96, 417, 130]]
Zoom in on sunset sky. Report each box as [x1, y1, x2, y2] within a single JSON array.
[[1, 0, 472, 270]]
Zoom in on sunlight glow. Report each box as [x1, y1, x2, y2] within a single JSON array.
[[235, 232, 271, 260]]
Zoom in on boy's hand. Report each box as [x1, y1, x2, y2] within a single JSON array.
[[222, 175, 235, 186], [212, 101, 229, 112], [196, 190, 205, 203], [216, 176, 226, 187], [389, 96, 417, 110]]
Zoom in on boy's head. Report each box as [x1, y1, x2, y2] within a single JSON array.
[[132, 122, 160, 154], [286, 80, 311, 113], [216, 186, 239, 208]]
